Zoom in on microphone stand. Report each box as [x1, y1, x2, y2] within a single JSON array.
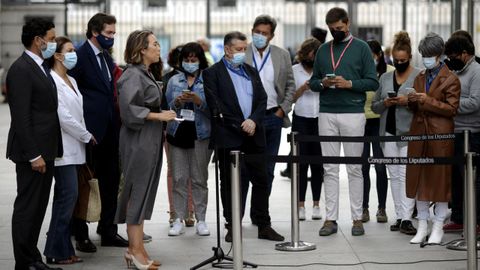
[[190, 99, 235, 269]]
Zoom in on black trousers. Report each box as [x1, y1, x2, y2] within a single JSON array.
[[12, 161, 54, 270], [218, 137, 271, 227], [73, 121, 120, 240], [292, 113, 324, 202], [450, 131, 480, 224]]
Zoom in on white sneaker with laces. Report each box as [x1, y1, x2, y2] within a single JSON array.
[[312, 206, 322, 220], [299, 207, 306, 220], [168, 218, 185, 236], [196, 221, 210, 236]]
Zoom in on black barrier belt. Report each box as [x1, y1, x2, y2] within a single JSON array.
[[294, 133, 456, 143], [242, 154, 466, 165]]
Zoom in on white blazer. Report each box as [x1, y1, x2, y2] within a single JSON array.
[[51, 71, 92, 166]]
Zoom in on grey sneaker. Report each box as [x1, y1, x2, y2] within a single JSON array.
[[361, 208, 370, 223], [319, 220, 338, 236], [352, 220, 365, 236], [376, 208, 388, 223]]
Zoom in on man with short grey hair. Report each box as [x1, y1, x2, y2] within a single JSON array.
[[244, 14, 296, 225], [203, 31, 285, 243]]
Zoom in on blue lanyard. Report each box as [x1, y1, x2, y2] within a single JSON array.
[[252, 49, 271, 73], [222, 58, 251, 81]]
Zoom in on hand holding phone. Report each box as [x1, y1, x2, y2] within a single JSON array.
[[387, 91, 397, 98], [326, 73, 336, 79]]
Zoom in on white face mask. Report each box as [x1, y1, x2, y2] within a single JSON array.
[[422, 56, 438, 70]]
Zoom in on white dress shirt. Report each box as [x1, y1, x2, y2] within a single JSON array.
[[87, 39, 112, 81], [292, 63, 319, 118], [51, 71, 92, 166], [252, 45, 277, 110]]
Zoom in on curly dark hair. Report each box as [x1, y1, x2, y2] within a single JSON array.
[[297, 38, 321, 63], [179, 42, 209, 71]]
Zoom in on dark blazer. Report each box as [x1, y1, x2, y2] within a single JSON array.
[[203, 60, 267, 149], [69, 40, 116, 143], [6, 52, 62, 162]]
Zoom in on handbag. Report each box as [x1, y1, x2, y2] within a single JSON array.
[[74, 164, 102, 222]]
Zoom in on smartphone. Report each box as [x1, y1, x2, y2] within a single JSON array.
[[387, 91, 397, 98], [405, 87, 416, 94], [326, 73, 336, 79], [182, 89, 191, 94]]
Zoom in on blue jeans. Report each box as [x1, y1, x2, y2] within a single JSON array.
[[362, 118, 388, 209], [44, 165, 78, 260]]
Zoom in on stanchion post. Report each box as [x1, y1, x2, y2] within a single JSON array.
[[230, 151, 243, 269], [465, 152, 477, 270], [275, 132, 316, 251]]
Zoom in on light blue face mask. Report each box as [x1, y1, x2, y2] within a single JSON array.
[[252, 33, 268, 49], [41, 41, 57, 59], [422, 56, 438, 70], [231, 52, 246, 66], [182, 61, 199, 74], [62, 52, 78, 70]]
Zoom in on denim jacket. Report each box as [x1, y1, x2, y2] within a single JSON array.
[[166, 71, 211, 140]]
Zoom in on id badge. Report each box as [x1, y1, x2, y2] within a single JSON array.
[[180, 109, 195, 121]]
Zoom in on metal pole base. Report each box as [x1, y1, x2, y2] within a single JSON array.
[[275, 241, 316, 252], [446, 240, 480, 251]]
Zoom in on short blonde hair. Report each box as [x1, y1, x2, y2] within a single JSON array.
[[124, 30, 153, 64]]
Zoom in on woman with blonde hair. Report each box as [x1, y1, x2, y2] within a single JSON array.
[[115, 30, 176, 269]]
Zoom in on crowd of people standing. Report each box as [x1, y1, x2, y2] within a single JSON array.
[[5, 6, 480, 270]]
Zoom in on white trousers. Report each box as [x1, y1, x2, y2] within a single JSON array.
[[383, 133, 416, 221], [416, 201, 448, 222], [318, 113, 365, 221]]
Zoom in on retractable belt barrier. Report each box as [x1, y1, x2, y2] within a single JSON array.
[[229, 131, 477, 270]]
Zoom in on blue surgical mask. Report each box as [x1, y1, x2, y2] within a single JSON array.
[[231, 52, 246, 66], [96, 33, 114, 50], [422, 56, 438, 70], [62, 52, 78, 70], [41, 41, 57, 59], [252, 33, 268, 49], [182, 61, 199, 74]]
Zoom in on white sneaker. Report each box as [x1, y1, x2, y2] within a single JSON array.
[[168, 218, 185, 236], [299, 207, 306, 220], [312, 206, 322, 220], [196, 221, 210, 236]]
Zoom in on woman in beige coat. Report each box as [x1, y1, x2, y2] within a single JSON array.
[[406, 32, 461, 245]]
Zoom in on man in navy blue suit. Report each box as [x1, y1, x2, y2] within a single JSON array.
[[69, 12, 127, 252]]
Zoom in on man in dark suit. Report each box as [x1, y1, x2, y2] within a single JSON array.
[[69, 12, 127, 251], [7, 18, 62, 270], [203, 31, 284, 243]]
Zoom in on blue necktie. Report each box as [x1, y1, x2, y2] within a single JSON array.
[[98, 52, 110, 83]]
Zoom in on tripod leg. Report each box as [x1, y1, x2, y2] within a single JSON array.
[[190, 255, 221, 270]]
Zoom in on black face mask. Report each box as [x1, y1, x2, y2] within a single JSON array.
[[445, 58, 465, 71], [301, 59, 314, 68], [394, 60, 409, 73], [331, 30, 346, 43]]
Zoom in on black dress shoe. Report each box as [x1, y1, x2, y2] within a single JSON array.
[[258, 226, 284, 241], [29, 261, 62, 270], [76, 239, 97, 253], [101, 233, 129, 247], [224, 224, 232, 243], [390, 219, 401, 231]]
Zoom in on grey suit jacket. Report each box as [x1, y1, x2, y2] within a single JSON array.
[[245, 44, 295, 127], [371, 67, 421, 147]]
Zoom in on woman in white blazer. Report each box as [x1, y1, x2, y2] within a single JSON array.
[[43, 36, 95, 265]]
